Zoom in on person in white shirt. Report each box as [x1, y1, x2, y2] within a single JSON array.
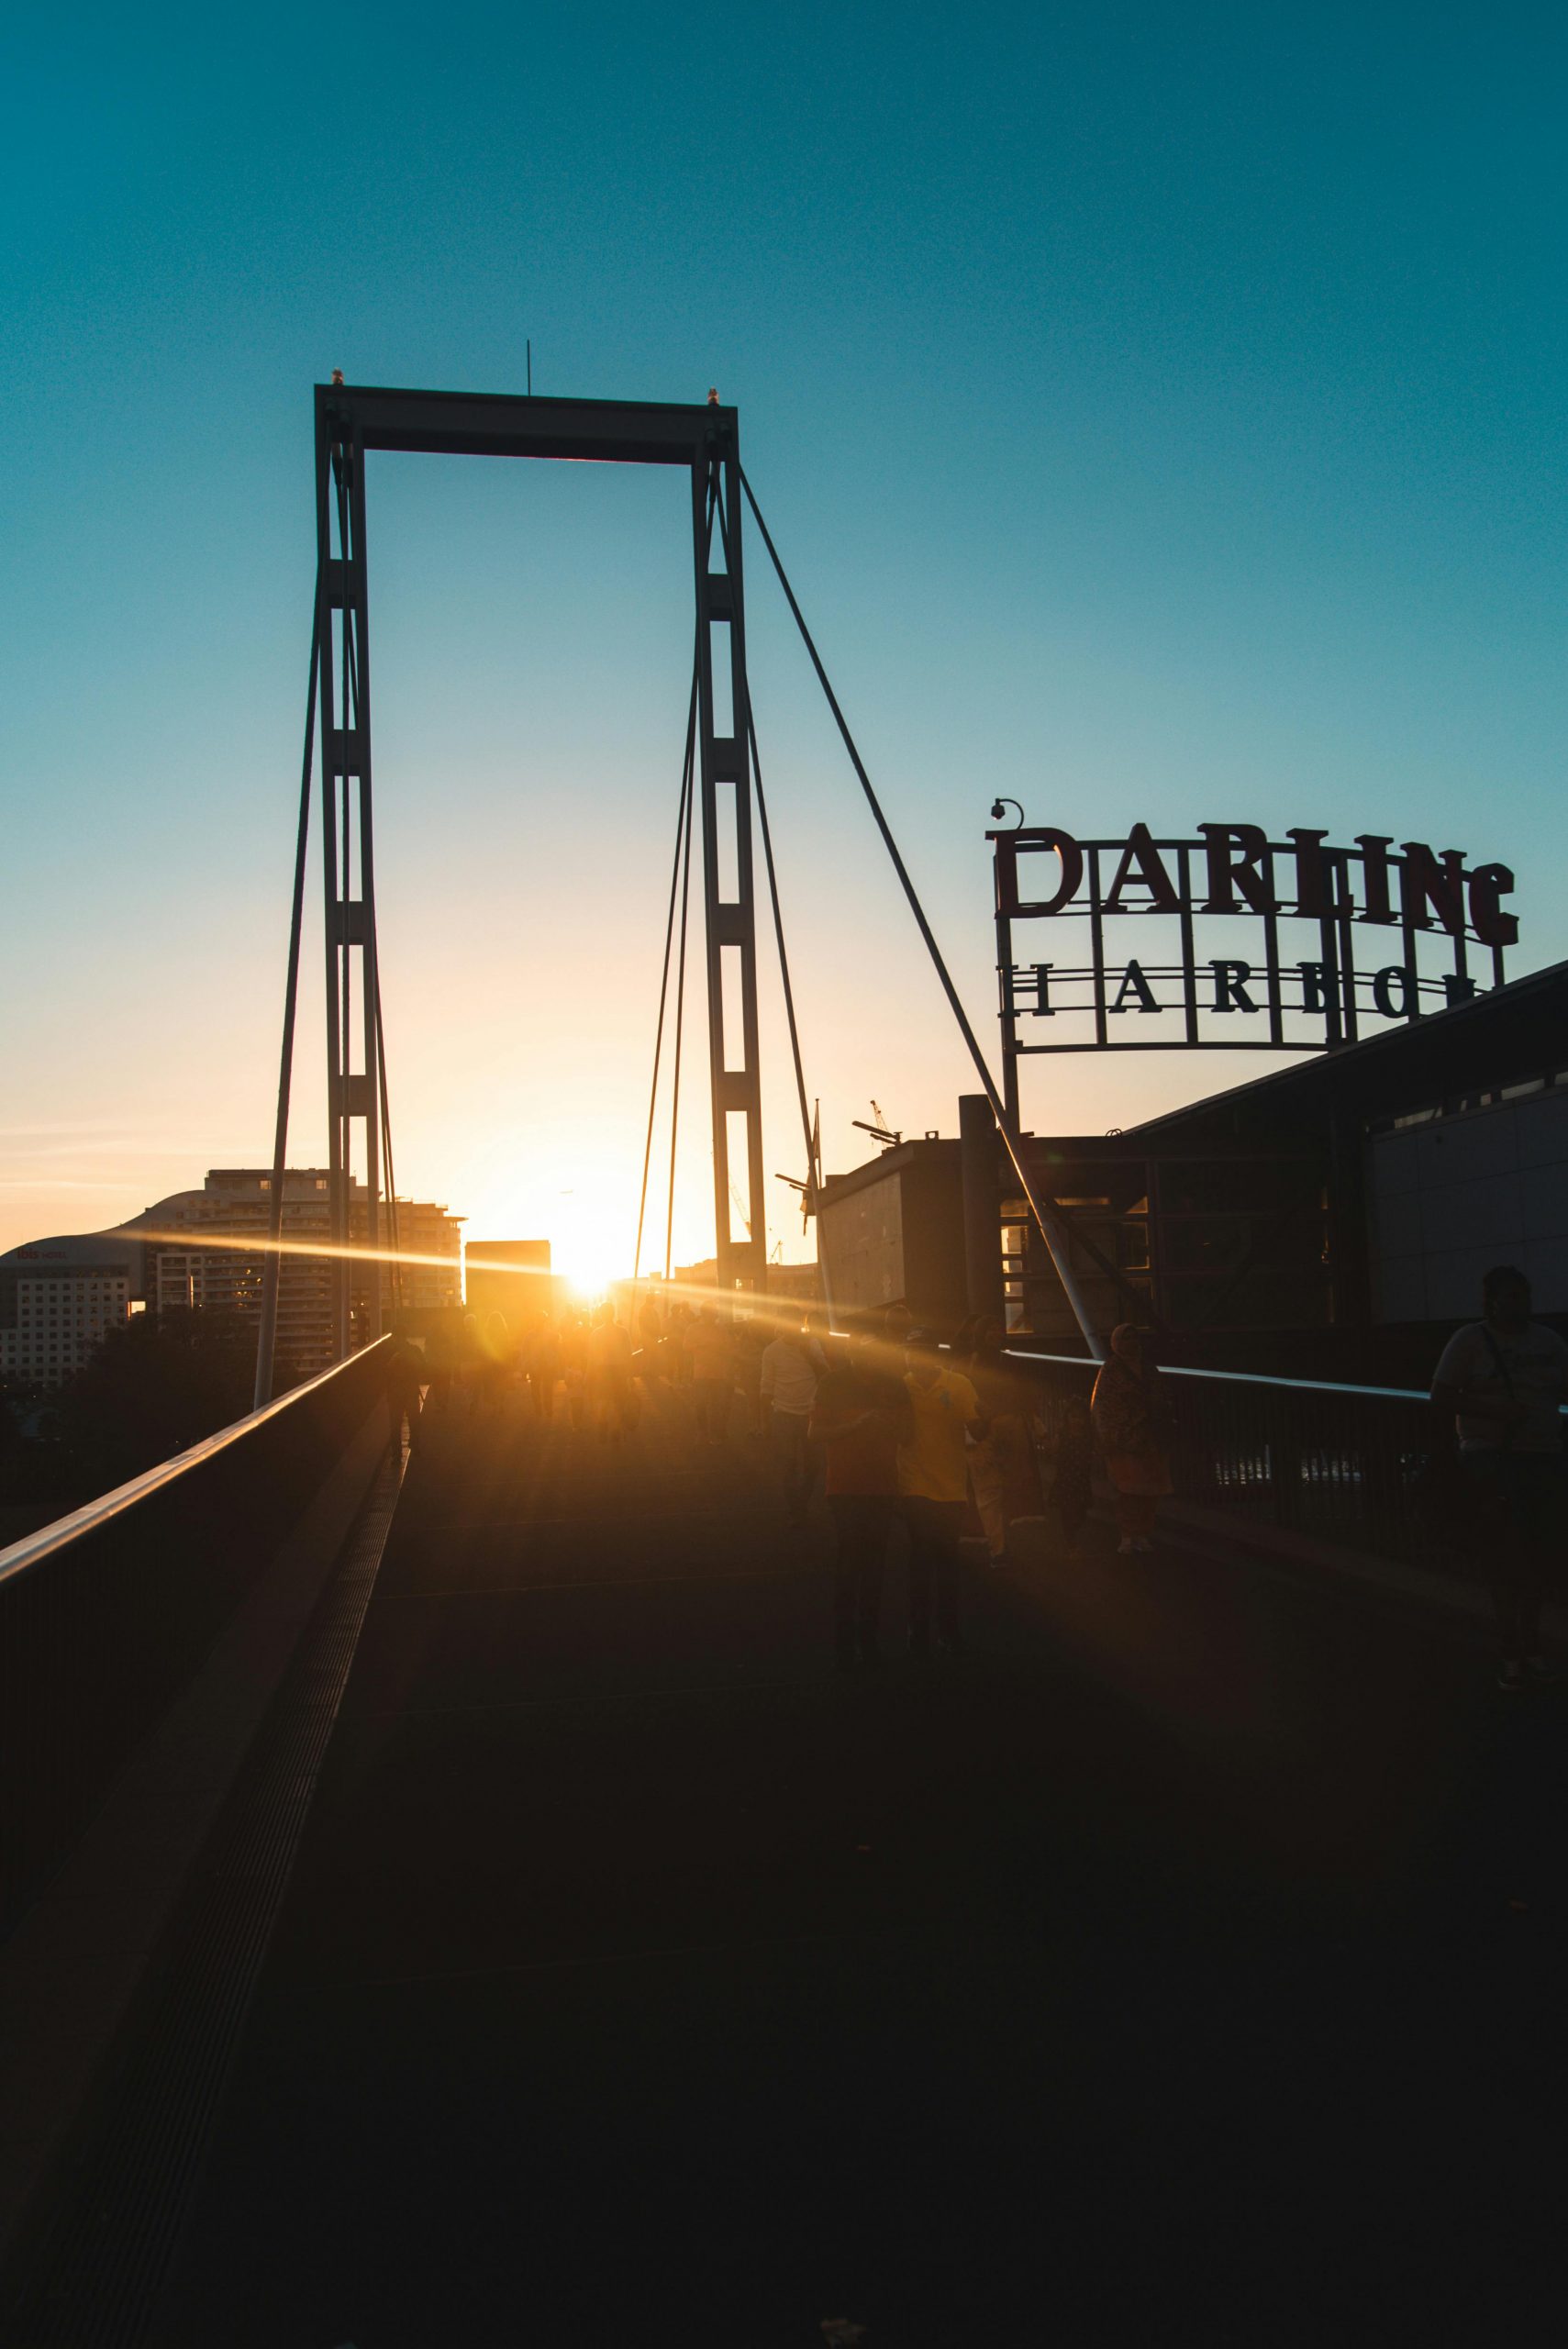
[[761, 1319, 828, 1529], [1431, 1265, 1568, 1689]]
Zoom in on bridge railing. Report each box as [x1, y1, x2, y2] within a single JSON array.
[[1007, 1349, 1446, 1571], [0, 1338, 393, 1940]]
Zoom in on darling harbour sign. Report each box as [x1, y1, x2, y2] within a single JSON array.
[[988, 816, 1517, 1107]]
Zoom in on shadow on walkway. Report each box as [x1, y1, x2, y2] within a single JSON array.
[[149, 1386, 1566, 2347]]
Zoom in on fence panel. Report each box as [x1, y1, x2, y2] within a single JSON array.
[[0, 1340, 392, 1938], [1013, 1351, 1443, 1570]]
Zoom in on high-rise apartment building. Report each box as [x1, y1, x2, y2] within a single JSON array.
[[138, 1170, 463, 1375], [0, 1170, 463, 1389]]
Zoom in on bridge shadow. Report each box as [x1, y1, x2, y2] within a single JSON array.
[[148, 1386, 1564, 2346]]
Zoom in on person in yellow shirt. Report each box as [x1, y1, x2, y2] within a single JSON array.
[[897, 1333, 985, 1654]]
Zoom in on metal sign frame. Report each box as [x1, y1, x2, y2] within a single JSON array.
[[989, 820, 1515, 1127]]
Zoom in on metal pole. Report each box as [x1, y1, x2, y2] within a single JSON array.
[[959, 1093, 1005, 1326], [993, 876, 1021, 1131]]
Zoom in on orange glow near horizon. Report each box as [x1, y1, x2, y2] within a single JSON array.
[[130, 1223, 828, 1336]]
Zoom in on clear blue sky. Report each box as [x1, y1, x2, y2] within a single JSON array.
[[3, 2, 1562, 1274]]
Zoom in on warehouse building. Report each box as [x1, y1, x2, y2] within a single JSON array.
[[818, 957, 1568, 1385]]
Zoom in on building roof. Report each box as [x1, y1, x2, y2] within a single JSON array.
[[819, 1135, 960, 1208], [1129, 955, 1568, 1146]]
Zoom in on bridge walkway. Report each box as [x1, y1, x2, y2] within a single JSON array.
[[146, 1384, 1562, 2346]]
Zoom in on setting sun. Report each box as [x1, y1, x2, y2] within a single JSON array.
[[540, 1198, 626, 1306]]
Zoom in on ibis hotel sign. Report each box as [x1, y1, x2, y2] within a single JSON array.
[[989, 820, 1515, 1077]]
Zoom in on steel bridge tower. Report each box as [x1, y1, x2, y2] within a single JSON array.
[[294, 385, 770, 1374]]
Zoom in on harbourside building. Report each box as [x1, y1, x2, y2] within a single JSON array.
[[818, 956, 1568, 1386]]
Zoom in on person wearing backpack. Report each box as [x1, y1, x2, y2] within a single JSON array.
[[1430, 1265, 1568, 1691]]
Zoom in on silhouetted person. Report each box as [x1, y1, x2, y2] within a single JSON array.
[[456, 1312, 483, 1412], [423, 1314, 459, 1420], [733, 1317, 767, 1437], [474, 1310, 513, 1415], [761, 1318, 826, 1528], [810, 1327, 911, 1667], [634, 1293, 665, 1387], [1050, 1395, 1094, 1553], [1431, 1265, 1567, 1690], [589, 1302, 634, 1440], [897, 1330, 984, 1655], [1091, 1324, 1172, 1554], [670, 1303, 695, 1386], [687, 1309, 734, 1445], [525, 1312, 560, 1421], [561, 1314, 590, 1430], [962, 1314, 1045, 1562], [385, 1340, 425, 1453]]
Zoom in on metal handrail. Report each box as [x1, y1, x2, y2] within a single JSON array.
[[0, 1338, 392, 1592], [1006, 1343, 1568, 1416], [1000, 1345, 1429, 1406]]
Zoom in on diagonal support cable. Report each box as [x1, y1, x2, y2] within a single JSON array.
[[659, 485, 720, 1288], [739, 464, 1108, 1354], [374, 964, 401, 1314], [253, 586, 321, 1410], [665, 705, 698, 1286], [635, 659, 699, 1278]]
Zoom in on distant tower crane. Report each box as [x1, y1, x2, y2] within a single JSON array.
[[851, 1098, 901, 1151]]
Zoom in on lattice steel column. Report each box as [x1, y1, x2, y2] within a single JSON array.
[[316, 394, 384, 1356], [691, 418, 767, 1297]]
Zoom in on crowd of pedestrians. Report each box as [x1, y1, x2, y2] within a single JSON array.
[[383, 1259, 1563, 1691], [1429, 1264, 1567, 1691], [384, 1290, 1152, 1667]]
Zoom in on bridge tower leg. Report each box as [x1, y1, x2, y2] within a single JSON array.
[[692, 421, 767, 1299], [316, 398, 384, 1357]]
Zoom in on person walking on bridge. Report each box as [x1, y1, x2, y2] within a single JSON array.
[[635, 1292, 666, 1389], [811, 1321, 911, 1666], [687, 1309, 735, 1446], [1091, 1324, 1172, 1555], [761, 1315, 828, 1529], [1431, 1265, 1567, 1691], [524, 1310, 560, 1423], [897, 1331, 984, 1654], [588, 1303, 634, 1441], [962, 1315, 1046, 1563]]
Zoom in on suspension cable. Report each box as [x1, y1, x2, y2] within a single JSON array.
[[711, 481, 830, 1312], [374, 963, 401, 1314], [657, 486, 720, 1287], [252, 582, 321, 1411], [664, 699, 697, 1285], [634, 660, 699, 1278], [738, 464, 1105, 1353]]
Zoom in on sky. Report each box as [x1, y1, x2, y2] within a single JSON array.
[[3, 2, 1563, 1285]]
